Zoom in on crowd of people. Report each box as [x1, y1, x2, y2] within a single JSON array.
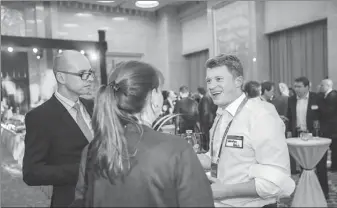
[[19, 50, 337, 207]]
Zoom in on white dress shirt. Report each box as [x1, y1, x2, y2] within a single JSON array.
[[296, 93, 309, 131], [207, 94, 295, 207], [54, 91, 93, 135]]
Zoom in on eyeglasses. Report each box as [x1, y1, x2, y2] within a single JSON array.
[[57, 70, 96, 81]]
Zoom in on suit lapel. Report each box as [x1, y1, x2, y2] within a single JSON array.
[[80, 98, 93, 118], [50, 95, 88, 143]]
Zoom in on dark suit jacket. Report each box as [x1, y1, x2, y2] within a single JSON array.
[[287, 92, 320, 136], [174, 97, 199, 133], [71, 125, 214, 207], [22, 94, 93, 207], [319, 90, 337, 136], [198, 95, 217, 150], [271, 95, 288, 116]]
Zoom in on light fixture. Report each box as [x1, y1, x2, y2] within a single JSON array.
[[99, 26, 110, 31], [7, 47, 13, 52], [33, 48, 38, 53], [113, 17, 127, 21], [26, 19, 42, 24], [58, 49, 63, 53], [63, 23, 79, 28], [135, 1, 159, 8], [37, 55, 41, 60], [253, 58, 257, 62], [58, 31, 68, 36], [89, 52, 99, 61], [75, 13, 92, 17], [80, 50, 85, 55], [97, 0, 114, 2]]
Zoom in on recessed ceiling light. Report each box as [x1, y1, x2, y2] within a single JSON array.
[[97, 1, 115, 3], [7, 47, 14, 53], [112, 17, 127, 21], [75, 13, 92, 17], [135, 1, 159, 8], [58, 32, 68, 36], [64, 23, 79, 28], [26, 19, 42, 24], [99, 26, 110, 31]]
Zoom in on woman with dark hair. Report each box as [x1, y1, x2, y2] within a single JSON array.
[[72, 61, 213, 207]]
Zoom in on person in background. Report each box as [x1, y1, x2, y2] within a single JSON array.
[[198, 91, 218, 151], [260, 81, 275, 102], [196, 87, 207, 103], [286, 77, 328, 198], [288, 87, 296, 97], [72, 61, 214, 207], [319, 79, 337, 173], [23, 50, 95, 207], [243, 81, 261, 98], [174, 86, 199, 134], [162, 90, 176, 116], [272, 83, 289, 119], [197, 54, 294, 207]]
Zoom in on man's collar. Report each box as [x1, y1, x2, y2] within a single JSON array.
[[325, 89, 332, 98], [297, 92, 309, 100], [55, 90, 79, 109], [217, 93, 246, 117]]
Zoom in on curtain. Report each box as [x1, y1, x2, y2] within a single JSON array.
[[269, 20, 328, 89], [185, 50, 209, 91]]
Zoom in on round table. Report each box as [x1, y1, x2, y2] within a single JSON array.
[[286, 137, 331, 207]]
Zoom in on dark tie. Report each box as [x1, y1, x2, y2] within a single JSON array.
[[73, 103, 93, 142]]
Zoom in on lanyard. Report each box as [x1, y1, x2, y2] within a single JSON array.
[[210, 97, 248, 162]]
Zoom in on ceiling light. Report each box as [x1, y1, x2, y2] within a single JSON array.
[[80, 50, 85, 55], [26, 19, 42, 24], [33, 48, 38, 53], [113, 17, 127, 21], [75, 13, 92, 17], [99, 26, 110, 31], [89, 52, 99, 61], [37, 55, 41, 60], [253, 57, 257, 62], [135, 1, 159, 8], [64, 23, 79, 28], [58, 32, 68, 36], [97, 1, 115, 3], [58, 49, 63, 53], [7, 47, 13, 53]]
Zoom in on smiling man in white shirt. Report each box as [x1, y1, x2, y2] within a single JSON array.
[[197, 54, 295, 207]]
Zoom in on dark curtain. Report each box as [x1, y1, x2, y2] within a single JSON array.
[[185, 50, 209, 91], [269, 20, 328, 89]]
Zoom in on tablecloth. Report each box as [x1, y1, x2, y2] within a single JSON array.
[[287, 137, 331, 207]]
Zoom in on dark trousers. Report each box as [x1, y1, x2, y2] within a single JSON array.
[[330, 136, 337, 170], [316, 152, 329, 196], [289, 154, 298, 174]]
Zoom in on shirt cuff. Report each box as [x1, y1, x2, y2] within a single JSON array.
[[249, 164, 295, 197]]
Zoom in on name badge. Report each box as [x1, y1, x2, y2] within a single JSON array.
[[225, 135, 244, 149], [211, 162, 218, 178]]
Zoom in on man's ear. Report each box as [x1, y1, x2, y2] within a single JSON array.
[[235, 76, 244, 88], [56, 72, 65, 84]]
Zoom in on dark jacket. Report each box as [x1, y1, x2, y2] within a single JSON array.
[[71, 125, 214, 207], [173, 97, 199, 134], [271, 95, 288, 116], [287, 92, 320, 136], [198, 95, 217, 151], [22, 95, 93, 207], [319, 90, 337, 136]]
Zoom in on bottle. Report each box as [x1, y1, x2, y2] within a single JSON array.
[[313, 120, 320, 137], [185, 130, 194, 145]]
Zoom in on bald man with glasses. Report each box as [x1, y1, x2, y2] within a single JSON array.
[[23, 50, 95, 207]]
